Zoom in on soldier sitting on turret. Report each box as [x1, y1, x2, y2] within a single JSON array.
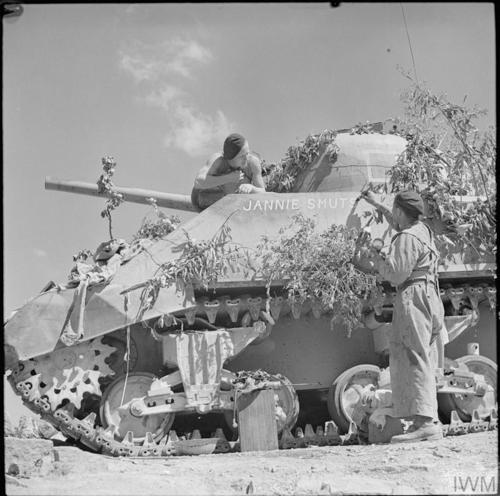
[[191, 133, 266, 210]]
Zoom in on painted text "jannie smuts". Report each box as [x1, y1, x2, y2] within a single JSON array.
[[242, 198, 358, 212]]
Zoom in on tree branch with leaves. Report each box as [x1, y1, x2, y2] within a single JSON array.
[[382, 78, 496, 262]]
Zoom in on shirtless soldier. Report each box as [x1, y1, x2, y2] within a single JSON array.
[[191, 133, 265, 210]]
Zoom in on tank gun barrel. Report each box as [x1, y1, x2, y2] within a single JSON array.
[[45, 177, 197, 212]]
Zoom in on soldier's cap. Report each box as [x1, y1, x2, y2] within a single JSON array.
[[223, 133, 247, 160], [394, 190, 425, 217]]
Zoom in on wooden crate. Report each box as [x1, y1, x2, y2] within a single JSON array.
[[237, 389, 278, 452]]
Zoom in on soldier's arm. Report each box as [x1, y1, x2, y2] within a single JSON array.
[[360, 192, 396, 230], [194, 154, 241, 189], [375, 203, 396, 230], [248, 155, 266, 192], [375, 233, 420, 287]]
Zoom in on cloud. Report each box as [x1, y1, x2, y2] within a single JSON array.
[[165, 106, 233, 157], [143, 85, 187, 112], [119, 39, 212, 83], [119, 38, 233, 157], [33, 248, 47, 258]]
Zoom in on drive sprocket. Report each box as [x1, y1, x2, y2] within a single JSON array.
[[11, 338, 116, 411]]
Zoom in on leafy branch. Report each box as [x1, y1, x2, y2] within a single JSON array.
[[96, 156, 180, 243], [385, 79, 496, 262], [257, 214, 378, 337], [348, 121, 384, 135], [263, 130, 339, 192], [133, 198, 181, 241], [96, 156, 124, 240], [137, 221, 253, 317]]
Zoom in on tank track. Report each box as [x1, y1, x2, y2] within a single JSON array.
[[7, 281, 497, 457], [9, 373, 498, 457]]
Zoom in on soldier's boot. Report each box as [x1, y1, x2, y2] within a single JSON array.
[[390, 420, 443, 444]]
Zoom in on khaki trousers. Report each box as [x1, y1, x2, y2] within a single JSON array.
[[389, 281, 444, 420]]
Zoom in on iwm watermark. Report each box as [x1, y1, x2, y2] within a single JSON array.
[[242, 197, 359, 212], [452, 474, 497, 494]]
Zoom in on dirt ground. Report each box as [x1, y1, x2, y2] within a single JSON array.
[[5, 430, 498, 495]]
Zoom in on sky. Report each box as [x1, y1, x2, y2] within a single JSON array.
[[2, 3, 495, 421]]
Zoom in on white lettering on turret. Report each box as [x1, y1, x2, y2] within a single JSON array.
[[242, 196, 355, 211], [264, 200, 275, 211]]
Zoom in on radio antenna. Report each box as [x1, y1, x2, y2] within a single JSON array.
[[400, 3, 419, 85]]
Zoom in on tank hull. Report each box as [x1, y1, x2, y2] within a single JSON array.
[[228, 316, 378, 390]]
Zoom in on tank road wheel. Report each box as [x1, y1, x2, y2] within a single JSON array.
[[327, 364, 381, 434], [223, 373, 300, 434], [438, 355, 497, 422], [437, 357, 462, 423], [100, 372, 175, 444], [272, 374, 300, 432]]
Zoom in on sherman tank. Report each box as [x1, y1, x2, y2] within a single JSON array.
[[5, 130, 497, 456]]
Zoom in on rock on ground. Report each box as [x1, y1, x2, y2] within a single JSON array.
[[15, 415, 39, 438], [4, 413, 17, 437], [5, 437, 55, 478], [37, 419, 58, 439]]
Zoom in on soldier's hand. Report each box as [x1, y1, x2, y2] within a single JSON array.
[[352, 251, 377, 274], [237, 183, 255, 194], [229, 170, 243, 181], [355, 228, 371, 248]]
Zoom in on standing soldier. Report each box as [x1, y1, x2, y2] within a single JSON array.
[[356, 189, 447, 443]]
